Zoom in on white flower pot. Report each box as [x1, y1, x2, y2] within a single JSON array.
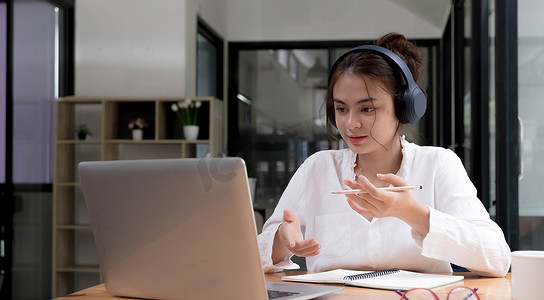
[[132, 129, 143, 140], [183, 125, 199, 140]]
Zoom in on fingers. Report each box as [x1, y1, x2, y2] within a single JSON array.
[[289, 238, 321, 257], [278, 219, 298, 248], [345, 175, 416, 219], [280, 210, 320, 257], [282, 209, 297, 224], [343, 178, 361, 190], [377, 173, 407, 187], [344, 176, 381, 195], [344, 176, 383, 217], [358, 175, 378, 194], [347, 195, 378, 215], [347, 198, 370, 216], [286, 236, 296, 249], [279, 223, 321, 257], [344, 173, 408, 192]]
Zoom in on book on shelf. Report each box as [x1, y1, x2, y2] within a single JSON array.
[[282, 268, 464, 291]]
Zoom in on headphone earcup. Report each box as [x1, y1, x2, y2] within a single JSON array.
[[328, 45, 427, 125], [394, 91, 408, 124], [404, 85, 427, 125], [399, 86, 427, 125]]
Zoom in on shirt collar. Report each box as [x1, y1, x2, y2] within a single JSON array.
[[346, 135, 413, 178], [398, 135, 415, 178]]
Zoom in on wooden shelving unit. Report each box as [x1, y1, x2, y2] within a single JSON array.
[[52, 96, 223, 297]]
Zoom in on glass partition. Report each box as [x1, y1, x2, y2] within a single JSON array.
[[197, 32, 217, 98], [237, 49, 334, 215], [518, 0, 544, 250], [12, 0, 56, 184], [488, 0, 496, 218], [234, 45, 435, 219], [0, 2, 6, 183]]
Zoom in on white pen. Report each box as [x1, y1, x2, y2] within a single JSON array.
[[332, 185, 423, 195]]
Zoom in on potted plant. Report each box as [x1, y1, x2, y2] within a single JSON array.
[[128, 118, 148, 140], [75, 123, 92, 140], [171, 99, 202, 140]]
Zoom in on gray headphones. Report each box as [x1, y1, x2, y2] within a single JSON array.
[[328, 45, 427, 125]]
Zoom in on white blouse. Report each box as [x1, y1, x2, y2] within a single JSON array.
[[257, 137, 511, 277]]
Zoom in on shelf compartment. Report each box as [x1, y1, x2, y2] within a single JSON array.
[[103, 139, 211, 144], [55, 269, 101, 298], [55, 143, 102, 183], [57, 140, 101, 144], [54, 229, 99, 269], [158, 99, 211, 140], [106, 101, 156, 140], [57, 224, 92, 230], [53, 96, 223, 298], [103, 143, 184, 160], [56, 266, 100, 273], [55, 100, 103, 140], [54, 185, 91, 226]]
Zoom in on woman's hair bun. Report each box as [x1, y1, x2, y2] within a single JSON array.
[[376, 32, 423, 82]]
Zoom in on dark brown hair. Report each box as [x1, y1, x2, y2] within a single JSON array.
[[325, 32, 424, 140]]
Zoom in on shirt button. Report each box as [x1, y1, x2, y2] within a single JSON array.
[[372, 253, 378, 260]]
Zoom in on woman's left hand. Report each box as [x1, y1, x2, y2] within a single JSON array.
[[344, 173, 430, 235]]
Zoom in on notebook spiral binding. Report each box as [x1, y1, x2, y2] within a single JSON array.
[[343, 268, 400, 281]]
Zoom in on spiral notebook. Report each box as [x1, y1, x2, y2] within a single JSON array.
[[282, 268, 464, 291]]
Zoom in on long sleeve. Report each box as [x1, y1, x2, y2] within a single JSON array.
[[257, 160, 309, 273], [257, 140, 511, 277], [419, 148, 511, 277], [422, 209, 511, 277]]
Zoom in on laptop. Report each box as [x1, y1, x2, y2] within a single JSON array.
[[78, 157, 342, 300]]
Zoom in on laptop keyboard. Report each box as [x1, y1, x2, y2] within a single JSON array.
[[267, 289, 301, 299]]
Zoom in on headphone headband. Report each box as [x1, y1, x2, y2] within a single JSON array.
[[328, 45, 427, 125]]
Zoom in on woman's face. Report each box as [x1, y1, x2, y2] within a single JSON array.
[[332, 74, 399, 155]]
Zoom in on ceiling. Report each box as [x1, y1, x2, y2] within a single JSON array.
[[388, 0, 451, 30]]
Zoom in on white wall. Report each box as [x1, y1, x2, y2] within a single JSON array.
[[75, 0, 447, 97], [195, 0, 228, 38], [76, 0, 188, 97], [226, 0, 446, 42]]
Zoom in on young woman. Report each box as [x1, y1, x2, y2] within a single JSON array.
[[257, 32, 511, 277]]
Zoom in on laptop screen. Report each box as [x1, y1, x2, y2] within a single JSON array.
[[79, 158, 268, 299]]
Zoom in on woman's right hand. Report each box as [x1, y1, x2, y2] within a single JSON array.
[[272, 209, 320, 264]]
